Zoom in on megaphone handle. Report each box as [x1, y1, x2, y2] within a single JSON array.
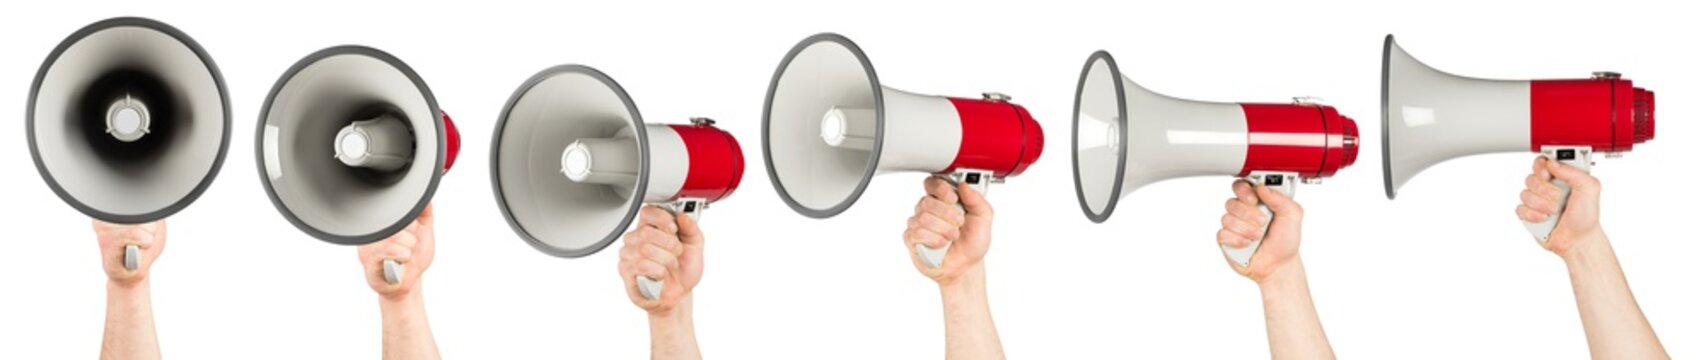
[[919, 170, 995, 269], [123, 244, 140, 271], [636, 199, 707, 300], [1226, 172, 1299, 268], [1525, 146, 1593, 244], [382, 259, 403, 285]]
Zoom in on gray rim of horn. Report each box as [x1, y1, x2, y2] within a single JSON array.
[[1072, 50, 1128, 224], [490, 65, 650, 258], [1381, 34, 1397, 200], [254, 45, 443, 245], [27, 16, 232, 224], [761, 32, 885, 219]]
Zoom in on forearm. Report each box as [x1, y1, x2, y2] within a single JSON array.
[[941, 264, 1003, 360], [102, 280, 160, 360], [647, 295, 702, 360], [1562, 230, 1667, 359], [378, 289, 440, 360], [1256, 259, 1333, 360]]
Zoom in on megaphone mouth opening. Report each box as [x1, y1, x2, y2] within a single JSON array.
[[330, 104, 418, 186], [1381, 34, 1398, 200], [28, 17, 232, 224], [1072, 50, 1128, 223], [491, 65, 650, 258], [762, 33, 883, 219]]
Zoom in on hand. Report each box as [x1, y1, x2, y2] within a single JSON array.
[[619, 206, 705, 316], [1516, 156, 1606, 257], [358, 204, 436, 299], [1217, 180, 1304, 284], [93, 220, 166, 287], [904, 176, 994, 285]]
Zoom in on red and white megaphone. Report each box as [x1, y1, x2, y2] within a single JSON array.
[[1073, 51, 1360, 267], [257, 46, 461, 285], [762, 33, 1044, 269], [1382, 35, 1654, 244], [29, 17, 231, 272], [491, 65, 744, 300]]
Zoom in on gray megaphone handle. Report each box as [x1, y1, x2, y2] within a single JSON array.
[[1224, 172, 1299, 268], [1525, 146, 1593, 244], [637, 199, 706, 300], [123, 244, 140, 271], [918, 170, 994, 269], [382, 259, 403, 285]]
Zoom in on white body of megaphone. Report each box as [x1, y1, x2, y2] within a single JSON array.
[[492, 65, 745, 300], [1073, 51, 1360, 268], [28, 17, 231, 272], [763, 33, 1044, 269], [1382, 35, 1654, 244], [257, 46, 462, 285]]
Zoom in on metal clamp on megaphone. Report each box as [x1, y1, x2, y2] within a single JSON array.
[[1072, 51, 1359, 268], [764, 34, 1044, 270], [257, 46, 460, 286], [1382, 35, 1654, 244], [493, 66, 745, 301], [29, 17, 232, 273]]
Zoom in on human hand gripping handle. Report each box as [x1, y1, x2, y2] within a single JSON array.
[[1218, 180, 1304, 281], [906, 176, 995, 283], [621, 206, 705, 314], [1521, 147, 1594, 245], [94, 220, 166, 285], [359, 204, 436, 297], [1223, 172, 1298, 268], [916, 170, 993, 269], [1516, 155, 1602, 255], [635, 199, 706, 300]]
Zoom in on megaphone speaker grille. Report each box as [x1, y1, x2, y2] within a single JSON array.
[[28, 17, 231, 223], [257, 46, 443, 245], [492, 65, 649, 257], [762, 33, 883, 218]]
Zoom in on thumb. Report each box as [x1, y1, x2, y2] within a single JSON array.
[[1545, 158, 1598, 193], [1254, 185, 1301, 218], [957, 182, 993, 219]]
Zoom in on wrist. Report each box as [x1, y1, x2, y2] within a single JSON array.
[[648, 295, 693, 328], [1255, 257, 1306, 294], [1559, 228, 1612, 266], [108, 276, 148, 291], [940, 263, 988, 300], [378, 286, 424, 310]]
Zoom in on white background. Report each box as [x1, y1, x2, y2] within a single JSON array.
[[1, 0, 1699, 358]]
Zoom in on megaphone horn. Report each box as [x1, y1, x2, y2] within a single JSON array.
[[1382, 35, 1654, 244], [1073, 50, 1359, 267], [492, 65, 745, 300], [763, 33, 1044, 269], [28, 17, 232, 271], [257, 45, 459, 285]]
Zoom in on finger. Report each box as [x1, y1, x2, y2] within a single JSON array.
[[125, 227, 158, 249], [958, 182, 993, 218], [1254, 185, 1303, 217], [634, 260, 668, 283], [1221, 214, 1262, 242], [915, 196, 964, 225], [1225, 198, 1267, 225], [390, 230, 420, 249], [1519, 189, 1558, 215], [1516, 204, 1549, 223], [905, 227, 950, 249], [675, 212, 704, 246], [638, 227, 684, 255], [923, 176, 959, 204], [416, 203, 435, 224], [637, 206, 678, 233], [379, 244, 413, 265], [1218, 229, 1251, 248], [1532, 156, 1550, 176], [639, 243, 680, 272], [1545, 158, 1600, 193], [911, 212, 962, 240], [1231, 180, 1259, 205]]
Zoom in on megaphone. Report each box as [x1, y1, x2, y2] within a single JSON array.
[[1072, 51, 1359, 267], [256, 46, 460, 285], [28, 17, 231, 271], [1382, 35, 1654, 243], [762, 33, 1043, 269], [491, 65, 745, 300]]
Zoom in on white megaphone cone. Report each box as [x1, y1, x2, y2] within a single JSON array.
[[1073, 51, 1360, 268], [257, 46, 461, 285], [29, 17, 231, 272], [763, 33, 1044, 269], [492, 65, 745, 300], [1382, 35, 1654, 244]]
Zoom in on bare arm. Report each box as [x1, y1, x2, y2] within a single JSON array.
[[359, 205, 441, 360], [95, 220, 165, 360], [906, 177, 1004, 360], [620, 206, 705, 360], [1517, 158, 1666, 359], [1218, 181, 1333, 359]]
